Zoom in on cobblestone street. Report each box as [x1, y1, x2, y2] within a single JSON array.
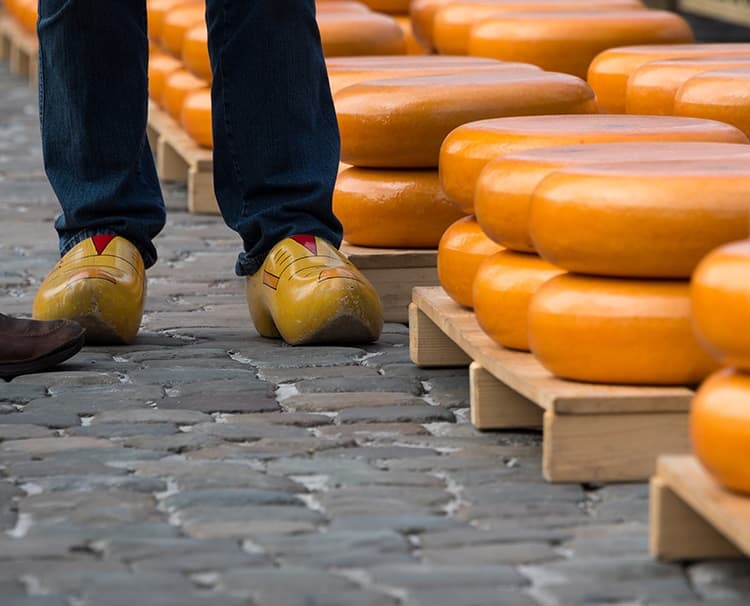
[[1, 62, 749, 606]]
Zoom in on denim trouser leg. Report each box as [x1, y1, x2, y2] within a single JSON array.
[[37, 0, 165, 268], [206, 0, 343, 276]]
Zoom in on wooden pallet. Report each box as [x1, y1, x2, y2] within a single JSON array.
[[651, 455, 750, 561], [410, 286, 695, 483], [147, 101, 214, 215], [0, 16, 38, 88], [679, 0, 750, 26]]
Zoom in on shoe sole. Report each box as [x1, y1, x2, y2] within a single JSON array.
[[0, 333, 86, 381], [68, 313, 129, 345], [292, 313, 378, 346]]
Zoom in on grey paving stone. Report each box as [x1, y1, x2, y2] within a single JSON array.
[[13, 370, 122, 388], [329, 514, 463, 534], [225, 412, 332, 427], [369, 563, 529, 588], [2, 437, 116, 454], [20, 490, 160, 525], [315, 445, 438, 461], [123, 432, 226, 452], [295, 376, 422, 395], [25, 521, 182, 541], [0, 383, 48, 404], [68, 422, 179, 438], [0, 424, 56, 440], [422, 542, 561, 565], [92, 409, 210, 425], [121, 348, 233, 363], [160, 390, 279, 413], [23, 474, 167, 494], [230, 346, 367, 369], [258, 365, 380, 383], [424, 375, 470, 409], [127, 368, 257, 386], [317, 422, 429, 438], [2, 596, 70, 606], [187, 421, 308, 440], [0, 537, 87, 560], [401, 587, 538, 606], [337, 404, 455, 424], [688, 560, 750, 601], [531, 578, 697, 605], [161, 488, 303, 510], [282, 392, 426, 412], [180, 505, 326, 538]]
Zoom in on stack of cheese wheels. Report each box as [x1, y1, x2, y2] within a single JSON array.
[[691, 241, 750, 495], [472, 139, 750, 352], [626, 55, 750, 116], [440, 114, 749, 215], [588, 43, 750, 113], [334, 65, 596, 255], [317, 11, 407, 56], [409, 0, 454, 51], [674, 68, 750, 138], [5, 0, 37, 33], [526, 156, 750, 385], [468, 10, 693, 79], [431, 0, 646, 56]]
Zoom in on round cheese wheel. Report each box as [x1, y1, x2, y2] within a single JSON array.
[[337, 70, 596, 168], [333, 168, 466, 248], [359, 0, 411, 12], [409, 0, 455, 49], [475, 141, 750, 253], [15, 0, 37, 33], [328, 57, 537, 95], [530, 158, 750, 278], [433, 0, 645, 56], [674, 68, 750, 139], [317, 12, 407, 56], [528, 274, 718, 385], [691, 369, 750, 495], [148, 52, 183, 106], [394, 16, 432, 55], [626, 55, 750, 116], [316, 1, 372, 12], [181, 89, 213, 149], [182, 24, 211, 81], [692, 240, 750, 370], [161, 5, 205, 58], [438, 216, 503, 308], [441, 114, 748, 214], [163, 69, 209, 121], [469, 10, 693, 79], [148, 0, 201, 43], [588, 43, 750, 113], [473, 250, 564, 351]]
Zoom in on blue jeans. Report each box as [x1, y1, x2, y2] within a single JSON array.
[[37, 0, 342, 275]]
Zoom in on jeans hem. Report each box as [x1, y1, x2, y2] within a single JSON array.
[[235, 252, 265, 277]]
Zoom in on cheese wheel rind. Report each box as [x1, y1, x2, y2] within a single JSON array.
[[333, 168, 466, 248], [691, 368, 750, 495], [528, 274, 718, 385], [438, 216, 503, 309], [473, 250, 564, 351]]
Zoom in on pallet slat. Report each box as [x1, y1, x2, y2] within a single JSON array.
[[0, 16, 38, 88], [410, 286, 694, 482], [651, 456, 749, 560]]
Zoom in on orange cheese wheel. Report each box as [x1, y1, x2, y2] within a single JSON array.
[[674, 68, 750, 139], [316, 1, 372, 12], [328, 57, 537, 95], [163, 69, 209, 121], [394, 16, 432, 55], [317, 12, 407, 57], [148, 0, 201, 43], [473, 250, 564, 351], [440, 114, 748, 213], [588, 43, 750, 113], [433, 0, 645, 56], [336, 70, 596, 168], [475, 141, 750, 253], [182, 24, 211, 81], [438, 216, 503, 308], [626, 55, 750, 116], [691, 369, 750, 495], [333, 168, 466, 248], [469, 10, 693, 79], [530, 158, 750, 279], [409, 0, 454, 49], [528, 274, 718, 385], [148, 52, 183, 106], [692, 240, 750, 370], [160, 6, 205, 57], [15, 0, 37, 33], [181, 90, 213, 149], [361, 0, 411, 13]]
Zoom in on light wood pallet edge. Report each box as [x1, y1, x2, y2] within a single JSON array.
[[650, 455, 749, 560], [0, 16, 38, 88], [409, 287, 694, 483], [679, 0, 750, 27]]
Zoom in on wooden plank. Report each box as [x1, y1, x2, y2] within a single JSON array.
[[412, 286, 694, 416], [680, 0, 750, 26], [341, 243, 436, 270], [470, 362, 543, 430], [650, 475, 742, 561], [543, 411, 690, 483], [361, 266, 437, 324], [653, 456, 750, 558], [409, 303, 471, 367], [2, 16, 37, 87], [0, 19, 11, 62]]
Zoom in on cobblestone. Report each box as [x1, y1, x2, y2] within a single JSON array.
[[0, 56, 743, 605]]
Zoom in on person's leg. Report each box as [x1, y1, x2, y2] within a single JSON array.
[[37, 0, 165, 266], [205, 0, 342, 277], [33, 0, 161, 344], [204, 0, 383, 345]]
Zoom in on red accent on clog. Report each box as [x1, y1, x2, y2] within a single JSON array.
[[92, 234, 116, 255], [291, 235, 318, 255]]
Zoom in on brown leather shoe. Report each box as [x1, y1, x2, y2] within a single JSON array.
[[0, 314, 85, 381]]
